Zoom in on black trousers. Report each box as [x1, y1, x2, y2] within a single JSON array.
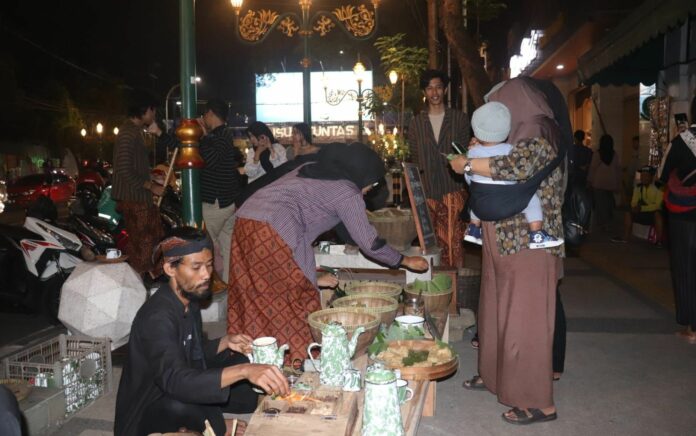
[[553, 286, 566, 373], [669, 216, 696, 330], [0, 386, 23, 436], [137, 353, 258, 436]]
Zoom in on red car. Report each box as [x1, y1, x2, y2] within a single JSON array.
[[6, 172, 76, 208]]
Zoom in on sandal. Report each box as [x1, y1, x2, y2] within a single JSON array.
[[502, 407, 557, 425], [462, 375, 486, 391]]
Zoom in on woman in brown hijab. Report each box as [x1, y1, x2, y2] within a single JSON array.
[[450, 78, 565, 425]]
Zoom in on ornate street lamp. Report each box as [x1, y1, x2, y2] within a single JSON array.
[[96, 123, 104, 158], [323, 59, 374, 143], [388, 69, 405, 139], [229, 0, 382, 127]]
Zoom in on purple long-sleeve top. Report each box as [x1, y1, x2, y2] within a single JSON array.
[[235, 169, 403, 286]]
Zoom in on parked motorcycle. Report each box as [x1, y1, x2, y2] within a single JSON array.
[[0, 197, 84, 320]]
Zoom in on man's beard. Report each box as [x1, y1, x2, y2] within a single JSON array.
[[179, 282, 212, 302]]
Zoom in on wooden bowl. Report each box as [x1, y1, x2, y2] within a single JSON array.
[[344, 281, 403, 300], [332, 294, 399, 327], [307, 308, 380, 357], [373, 339, 459, 381], [403, 286, 452, 316]]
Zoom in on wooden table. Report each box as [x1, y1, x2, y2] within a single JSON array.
[[245, 354, 433, 436], [246, 313, 452, 436]]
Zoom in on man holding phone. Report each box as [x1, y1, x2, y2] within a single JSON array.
[[408, 69, 470, 266]]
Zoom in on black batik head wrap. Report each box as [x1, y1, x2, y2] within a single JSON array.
[[298, 142, 386, 189], [151, 228, 213, 276]]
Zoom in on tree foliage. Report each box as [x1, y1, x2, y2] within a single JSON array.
[[373, 33, 428, 83], [370, 33, 429, 118], [464, 0, 507, 23]]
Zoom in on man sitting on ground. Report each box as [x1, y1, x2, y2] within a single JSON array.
[[612, 166, 664, 245], [114, 227, 289, 436]]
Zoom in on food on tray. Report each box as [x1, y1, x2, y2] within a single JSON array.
[[375, 341, 454, 367], [367, 323, 425, 356], [272, 391, 320, 402]]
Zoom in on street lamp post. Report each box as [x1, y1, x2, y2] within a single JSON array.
[[176, 0, 205, 227], [165, 76, 200, 133], [229, 0, 382, 128], [324, 60, 374, 143]]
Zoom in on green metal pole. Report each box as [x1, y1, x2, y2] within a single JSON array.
[[301, 5, 312, 127], [177, 0, 203, 227]]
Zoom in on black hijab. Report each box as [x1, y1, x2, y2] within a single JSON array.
[[298, 142, 386, 189], [598, 134, 615, 166]]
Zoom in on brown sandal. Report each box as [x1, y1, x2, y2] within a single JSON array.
[[462, 375, 486, 390], [502, 407, 557, 425]]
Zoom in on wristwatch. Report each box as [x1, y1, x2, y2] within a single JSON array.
[[463, 160, 473, 174]]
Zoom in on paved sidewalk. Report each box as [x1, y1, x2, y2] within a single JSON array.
[[48, 233, 696, 435]]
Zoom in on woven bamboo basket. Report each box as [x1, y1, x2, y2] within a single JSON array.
[[332, 294, 399, 327], [403, 285, 453, 316], [344, 281, 403, 300], [307, 308, 380, 357], [367, 208, 418, 251]]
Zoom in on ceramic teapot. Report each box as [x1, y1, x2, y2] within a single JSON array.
[[248, 337, 288, 368], [307, 322, 365, 386], [362, 367, 404, 436]]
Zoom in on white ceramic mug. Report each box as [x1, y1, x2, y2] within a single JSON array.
[[105, 248, 121, 259], [396, 379, 414, 404]]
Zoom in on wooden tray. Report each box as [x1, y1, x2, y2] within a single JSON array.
[[374, 340, 459, 381], [245, 372, 359, 436]]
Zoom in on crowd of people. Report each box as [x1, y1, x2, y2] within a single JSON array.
[[108, 73, 696, 435]]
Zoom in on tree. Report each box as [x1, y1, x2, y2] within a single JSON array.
[[372, 33, 428, 128], [438, 0, 493, 108]]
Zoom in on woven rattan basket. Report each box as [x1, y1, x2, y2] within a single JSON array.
[[332, 294, 399, 327], [457, 267, 481, 312], [307, 308, 380, 356], [343, 281, 403, 300], [367, 208, 418, 251]]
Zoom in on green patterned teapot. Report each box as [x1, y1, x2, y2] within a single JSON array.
[[307, 322, 365, 386]]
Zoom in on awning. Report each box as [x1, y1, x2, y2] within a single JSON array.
[[578, 0, 696, 86]]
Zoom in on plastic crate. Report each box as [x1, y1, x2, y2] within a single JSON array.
[[2, 334, 112, 416]]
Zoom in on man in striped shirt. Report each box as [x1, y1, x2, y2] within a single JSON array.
[[407, 69, 470, 267], [197, 99, 244, 282], [112, 96, 168, 275]]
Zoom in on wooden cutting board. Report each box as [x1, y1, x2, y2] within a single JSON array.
[[245, 373, 359, 436]]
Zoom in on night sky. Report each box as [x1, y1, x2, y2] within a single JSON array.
[[1, 0, 435, 116]]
